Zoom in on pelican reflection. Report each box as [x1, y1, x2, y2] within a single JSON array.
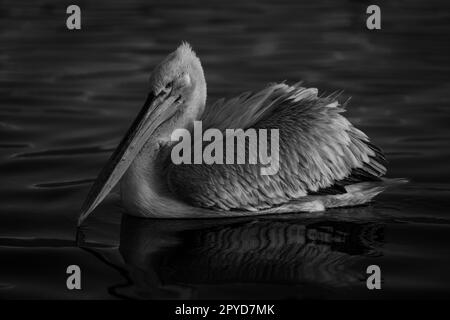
[[109, 214, 385, 299]]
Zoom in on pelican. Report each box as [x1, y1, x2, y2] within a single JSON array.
[[78, 42, 402, 225]]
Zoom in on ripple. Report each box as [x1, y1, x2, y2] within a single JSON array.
[[0, 237, 112, 248], [14, 146, 114, 158], [33, 178, 95, 189], [0, 143, 30, 149], [0, 122, 22, 131]]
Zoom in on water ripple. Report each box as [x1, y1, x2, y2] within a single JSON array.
[[33, 178, 94, 189], [14, 146, 114, 158]]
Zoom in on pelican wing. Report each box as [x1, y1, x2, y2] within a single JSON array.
[[200, 83, 289, 130], [167, 83, 387, 211]]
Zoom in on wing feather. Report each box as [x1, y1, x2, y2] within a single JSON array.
[[167, 83, 387, 211]]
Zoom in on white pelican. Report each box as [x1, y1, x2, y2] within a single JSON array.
[[78, 43, 402, 225]]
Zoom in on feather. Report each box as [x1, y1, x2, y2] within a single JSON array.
[[167, 82, 387, 211]]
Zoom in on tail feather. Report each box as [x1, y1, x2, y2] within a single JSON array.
[[264, 178, 408, 213]]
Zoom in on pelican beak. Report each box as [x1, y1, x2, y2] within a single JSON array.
[[78, 91, 178, 226]]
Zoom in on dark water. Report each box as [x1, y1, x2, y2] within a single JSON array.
[[1, 0, 450, 299]]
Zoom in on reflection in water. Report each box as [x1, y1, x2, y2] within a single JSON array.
[[112, 214, 385, 299]]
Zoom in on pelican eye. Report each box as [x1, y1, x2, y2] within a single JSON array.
[[180, 73, 191, 87]]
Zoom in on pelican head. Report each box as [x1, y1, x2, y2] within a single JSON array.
[[78, 42, 206, 225]]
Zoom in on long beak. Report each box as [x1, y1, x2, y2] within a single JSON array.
[[78, 92, 177, 226]]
